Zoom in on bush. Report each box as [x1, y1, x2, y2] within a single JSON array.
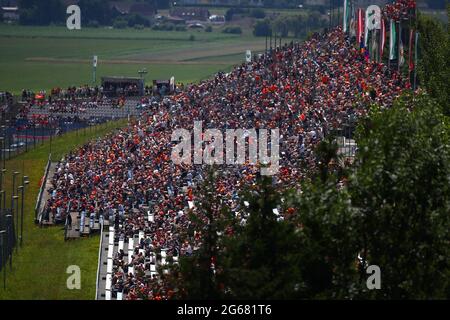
[[126, 14, 150, 28], [87, 20, 100, 28], [164, 23, 175, 31], [225, 8, 248, 22], [175, 25, 187, 32], [113, 19, 128, 29], [222, 26, 242, 35], [189, 34, 195, 41], [134, 24, 145, 30], [205, 25, 213, 32], [253, 19, 272, 37], [250, 8, 266, 19]]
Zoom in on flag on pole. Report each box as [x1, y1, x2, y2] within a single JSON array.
[[343, 0, 350, 33], [414, 31, 419, 90], [414, 32, 419, 67], [246, 50, 252, 63], [364, 11, 369, 47], [380, 18, 386, 59], [350, 2, 356, 38], [93, 55, 98, 68], [357, 8, 364, 45], [399, 24, 404, 67], [408, 29, 414, 72], [389, 20, 396, 60]]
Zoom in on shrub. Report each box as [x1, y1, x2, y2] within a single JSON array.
[[250, 8, 266, 19], [222, 26, 242, 34], [253, 19, 272, 37], [87, 20, 100, 28], [113, 19, 128, 29]]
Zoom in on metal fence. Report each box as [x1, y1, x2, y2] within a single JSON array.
[[35, 154, 52, 224], [0, 113, 111, 163], [0, 209, 16, 289], [333, 122, 358, 159]]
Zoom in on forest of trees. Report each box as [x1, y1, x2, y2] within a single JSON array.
[[253, 11, 326, 37]]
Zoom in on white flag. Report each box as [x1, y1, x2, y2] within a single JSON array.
[[246, 50, 252, 63]]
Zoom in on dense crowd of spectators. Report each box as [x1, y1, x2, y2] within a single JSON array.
[[0, 91, 13, 114], [383, 0, 416, 21], [43, 27, 407, 299]]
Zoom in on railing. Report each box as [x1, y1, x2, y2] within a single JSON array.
[[64, 215, 69, 242], [94, 218, 104, 300], [334, 122, 358, 159], [35, 153, 52, 224], [0, 210, 15, 276]]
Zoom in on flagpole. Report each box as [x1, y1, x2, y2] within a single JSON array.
[[413, 5, 419, 92], [413, 32, 418, 91], [397, 21, 401, 73], [338, 0, 341, 28]]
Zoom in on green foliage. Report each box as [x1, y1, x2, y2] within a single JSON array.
[[175, 93, 449, 300], [222, 26, 242, 35], [19, 0, 65, 26], [253, 19, 272, 37], [225, 7, 248, 22], [113, 19, 127, 29], [167, 170, 230, 299], [417, 13, 450, 115], [286, 180, 361, 299], [350, 93, 450, 299], [273, 18, 289, 37], [78, 0, 116, 26], [220, 177, 304, 299], [250, 8, 266, 19]]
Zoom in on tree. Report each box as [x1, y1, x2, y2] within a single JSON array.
[[78, 0, 116, 26], [349, 93, 450, 299], [220, 176, 304, 299], [168, 170, 230, 299], [19, 0, 65, 25], [250, 8, 266, 19], [286, 178, 361, 299], [417, 13, 450, 115], [273, 18, 289, 38], [253, 19, 272, 37], [286, 15, 305, 38]]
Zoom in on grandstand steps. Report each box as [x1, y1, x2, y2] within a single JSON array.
[[37, 162, 58, 223], [65, 212, 81, 240]]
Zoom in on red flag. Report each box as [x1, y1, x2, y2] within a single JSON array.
[[357, 8, 364, 45], [409, 29, 415, 72], [380, 18, 386, 58]]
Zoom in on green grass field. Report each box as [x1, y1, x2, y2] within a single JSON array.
[[0, 120, 127, 300], [0, 25, 267, 94]]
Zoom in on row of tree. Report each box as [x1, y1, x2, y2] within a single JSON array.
[[253, 12, 326, 38], [14, 0, 171, 26]]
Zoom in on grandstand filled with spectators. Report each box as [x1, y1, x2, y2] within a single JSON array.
[[41, 26, 408, 300]]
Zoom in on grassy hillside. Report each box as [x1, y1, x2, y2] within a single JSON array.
[[0, 119, 127, 300]]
